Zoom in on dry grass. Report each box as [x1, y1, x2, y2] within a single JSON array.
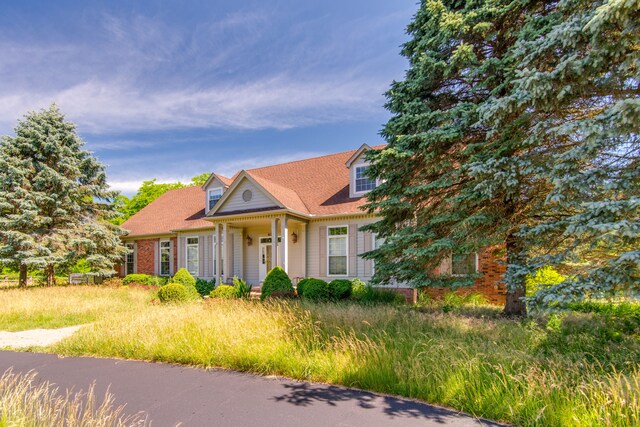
[[1, 286, 638, 426], [0, 369, 148, 426]]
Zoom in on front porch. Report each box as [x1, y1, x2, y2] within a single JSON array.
[[208, 212, 308, 287]]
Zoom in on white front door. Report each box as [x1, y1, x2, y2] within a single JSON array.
[[258, 237, 281, 282]]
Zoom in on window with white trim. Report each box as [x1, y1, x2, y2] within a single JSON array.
[[355, 166, 376, 193], [186, 237, 199, 276], [208, 188, 223, 210], [125, 243, 135, 275], [160, 240, 171, 276], [328, 226, 348, 276], [451, 253, 478, 276]]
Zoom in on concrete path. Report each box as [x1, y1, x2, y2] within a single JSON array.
[[0, 351, 505, 427], [0, 325, 83, 348]]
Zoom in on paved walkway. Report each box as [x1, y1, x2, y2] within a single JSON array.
[[0, 351, 505, 427], [0, 325, 84, 348]]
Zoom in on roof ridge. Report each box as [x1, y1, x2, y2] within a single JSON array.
[[247, 171, 311, 213], [246, 145, 374, 173]]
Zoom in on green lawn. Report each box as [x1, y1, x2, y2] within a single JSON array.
[[1, 286, 638, 426]]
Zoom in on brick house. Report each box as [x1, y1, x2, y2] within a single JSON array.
[[119, 144, 506, 304]]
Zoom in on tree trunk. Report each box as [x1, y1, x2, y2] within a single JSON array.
[[503, 232, 527, 317], [45, 264, 55, 287], [18, 263, 27, 288]]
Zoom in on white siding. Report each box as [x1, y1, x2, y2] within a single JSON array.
[[217, 178, 279, 213], [306, 217, 376, 282], [242, 225, 270, 285]]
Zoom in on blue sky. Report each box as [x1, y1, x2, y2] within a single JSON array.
[[0, 0, 415, 195]]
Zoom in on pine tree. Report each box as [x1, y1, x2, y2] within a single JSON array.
[[363, 0, 539, 315], [0, 105, 127, 286], [477, 0, 639, 305]]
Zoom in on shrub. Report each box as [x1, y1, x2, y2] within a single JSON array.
[[260, 267, 294, 301], [296, 278, 311, 297], [122, 274, 152, 285], [157, 283, 189, 303], [328, 279, 352, 300], [299, 279, 329, 301], [442, 292, 488, 312], [351, 279, 367, 300], [172, 268, 196, 288], [210, 285, 237, 299], [149, 276, 169, 286], [526, 266, 566, 296], [232, 277, 252, 299], [196, 278, 216, 297]]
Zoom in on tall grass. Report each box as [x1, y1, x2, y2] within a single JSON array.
[[0, 286, 150, 331], [0, 369, 148, 426], [36, 291, 637, 427]]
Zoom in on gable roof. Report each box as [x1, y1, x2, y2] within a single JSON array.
[[121, 144, 385, 237], [201, 172, 232, 190], [236, 144, 384, 216], [121, 186, 210, 237]]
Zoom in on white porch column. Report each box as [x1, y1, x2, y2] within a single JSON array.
[[215, 223, 222, 285], [280, 215, 289, 274], [271, 218, 279, 268], [223, 222, 231, 283], [300, 222, 307, 278]]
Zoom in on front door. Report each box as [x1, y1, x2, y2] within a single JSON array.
[[258, 237, 281, 282]]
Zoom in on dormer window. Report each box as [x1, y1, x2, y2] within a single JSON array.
[[355, 166, 376, 193], [208, 188, 222, 210]]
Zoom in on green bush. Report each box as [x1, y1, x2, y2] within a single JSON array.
[[266, 290, 296, 299], [526, 266, 566, 296], [442, 292, 488, 312], [233, 277, 252, 299], [157, 283, 189, 303], [196, 278, 216, 297], [328, 279, 352, 300], [357, 286, 405, 305], [296, 278, 311, 297], [122, 274, 153, 285], [351, 279, 367, 300], [300, 279, 329, 301], [172, 268, 196, 287], [210, 285, 237, 299], [260, 267, 294, 300]]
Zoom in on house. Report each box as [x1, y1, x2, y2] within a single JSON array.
[[119, 144, 506, 303]]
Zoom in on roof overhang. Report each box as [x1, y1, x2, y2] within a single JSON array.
[[345, 143, 372, 168], [206, 171, 284, 216]]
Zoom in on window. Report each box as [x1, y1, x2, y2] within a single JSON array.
[[452, 253, 478, 276], [328, 226, 348, 276], [355, 166, 376, 193], [125, 243, 135, 275], [208, 188, 223, 210], [186, 237, 199, 276], [160, 240, 171, 276], [372, 233, 383, 274]]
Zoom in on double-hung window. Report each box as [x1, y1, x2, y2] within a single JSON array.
[[208, 188, 223, 210], [328, 226, 348, 276], [451, 253, 478, 276], [160, 240, 171, 276], [186, 237, 199, 276], [125, 243, 135, 275], [355, 166, 376, 193]]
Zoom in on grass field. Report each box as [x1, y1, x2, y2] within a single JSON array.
[[1, 286, 638, 426]]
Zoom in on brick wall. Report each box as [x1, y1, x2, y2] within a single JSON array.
[[421, 246, 506, 305], [136, 239, 158, 275]]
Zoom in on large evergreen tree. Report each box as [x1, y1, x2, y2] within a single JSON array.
[[0, 105, 127, 286], [477, 0, 639, 304], [363, 0, 538, 315]]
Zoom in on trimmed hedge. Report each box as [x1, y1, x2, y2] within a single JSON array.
[[260, 267, 294, 300], [299, 278, 329, 301], [210, 285, 237, 299], [123, 274, 153, 285], [157, 283, 189, 303], [172, 268, 196, 287], [328, 279, 352, 300]]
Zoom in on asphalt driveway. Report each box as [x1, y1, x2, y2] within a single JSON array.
[[0, 351, 504, 426]]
